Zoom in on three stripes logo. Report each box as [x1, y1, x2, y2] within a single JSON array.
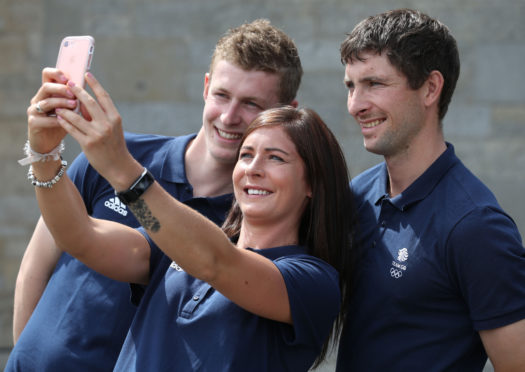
[[104, 197, 128, 216]]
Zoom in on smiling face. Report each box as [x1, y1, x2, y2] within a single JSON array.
[[344, 52, 427, 158], [232, 126, 311, 231], [202, 60, 282, 165]]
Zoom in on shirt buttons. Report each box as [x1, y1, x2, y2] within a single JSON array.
[[192, 295, 200, 301]]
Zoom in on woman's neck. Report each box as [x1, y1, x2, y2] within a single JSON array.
[[236, 220, 300, 250]]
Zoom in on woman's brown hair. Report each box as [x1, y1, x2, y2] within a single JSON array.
[[222, 106, 358, 366]]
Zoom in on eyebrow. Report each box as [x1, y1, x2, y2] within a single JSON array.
[[344, 75, 389, 86], [363, 76, 388, 83], [213, 87, 266, 104], [241, 145, 290, 155], [266, 147, 289, 155]]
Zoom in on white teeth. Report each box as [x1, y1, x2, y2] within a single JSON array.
[[217, 128, 242, 140], [247, 189, 270, 195], [362, 119, 383, 128]]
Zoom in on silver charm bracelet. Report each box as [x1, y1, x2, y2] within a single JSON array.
[[27, 159, 68, 188]]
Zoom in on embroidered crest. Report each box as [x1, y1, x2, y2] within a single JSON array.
[[397, 248, 408, 262], [390, 247, 409, 279]]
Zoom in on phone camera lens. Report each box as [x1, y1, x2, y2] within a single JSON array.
[[64, 41, 69, 47]]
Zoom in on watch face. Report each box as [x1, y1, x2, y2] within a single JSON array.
[[115, 169, 154, 205]]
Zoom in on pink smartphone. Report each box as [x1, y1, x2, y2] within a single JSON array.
[[55, 35, 95, 88]]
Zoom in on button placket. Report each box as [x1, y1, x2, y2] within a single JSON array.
[[180, 283, 212, 318]]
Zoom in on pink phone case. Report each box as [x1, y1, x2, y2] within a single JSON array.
[[56, 35, 95, 88]]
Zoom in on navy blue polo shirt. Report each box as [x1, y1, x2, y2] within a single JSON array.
[[6, 132, 232, 372], [114, 241, 341, 371], [337, 143, 525, 371]]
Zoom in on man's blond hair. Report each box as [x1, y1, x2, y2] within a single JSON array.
[[209, 19, 302, 104]]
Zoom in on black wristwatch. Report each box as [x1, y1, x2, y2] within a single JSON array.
[[115, 168, 155, 205]]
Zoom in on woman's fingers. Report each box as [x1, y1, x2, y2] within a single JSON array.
[[84, 73, 119, 115], [30, 81, 75, 109], [28, 97, 78, 116], [55, 104, 130, 183], [54, 75, 131, 182], [25, 68, 78, 154], [65, 73, 120, 121], [49, 73, 139, 191], [42, 67, 68, 85], [34, 68, 73, 106], [63, 75, 124, 145], [55, 109, 87, 140]]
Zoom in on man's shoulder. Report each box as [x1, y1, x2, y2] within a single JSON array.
[[68, 132, 195, 204], [440, 159, 500, 211], [125, 132, 196, 176], [422, 158, 520, 240], [124, 132, 194, 155]]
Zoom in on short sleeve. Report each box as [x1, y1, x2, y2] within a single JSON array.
[[447, 206, 525, 330], [130, 227, 166, 306], [66, 152, 104, 215], [67, 152, 90, 198], [274, 255, 341, 349], [67, 152, 89, 183]]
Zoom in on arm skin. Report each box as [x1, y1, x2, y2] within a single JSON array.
[[12, 68, 80, 344], [12, 217, 61, 343], [25, 68, 152, 285], [27, 71, 292, 324], [480, 318, 525, 371]]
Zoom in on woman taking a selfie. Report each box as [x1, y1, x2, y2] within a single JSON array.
[[24, 73, 356, 371]]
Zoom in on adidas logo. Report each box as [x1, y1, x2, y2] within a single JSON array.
[[104, 197, 128, 216]]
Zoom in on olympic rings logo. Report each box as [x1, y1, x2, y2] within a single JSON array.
[[390, 268, 403, 279]]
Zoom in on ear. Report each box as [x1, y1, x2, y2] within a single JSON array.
[[423, 70, 444, 108], [306, 184, 312, 199], [203, 72, 210, 101], [289, 99, 299, 108]]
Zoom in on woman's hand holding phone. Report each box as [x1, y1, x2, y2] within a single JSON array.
[[27, 36, 95, 153], [55, 73, 139, 190]]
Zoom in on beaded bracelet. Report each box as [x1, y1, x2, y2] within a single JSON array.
[[18, 140, 65, 166], [27, 159, 68, 188]]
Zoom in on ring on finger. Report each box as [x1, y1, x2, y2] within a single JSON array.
[[35, 101, 44, 114]]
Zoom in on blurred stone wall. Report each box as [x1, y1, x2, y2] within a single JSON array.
[[0, 0, 523, 369]]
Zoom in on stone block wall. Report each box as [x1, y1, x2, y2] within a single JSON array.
[[1, 0, 523, 369]]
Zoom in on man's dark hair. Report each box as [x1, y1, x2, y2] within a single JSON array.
[[340, 9, 460, 120]]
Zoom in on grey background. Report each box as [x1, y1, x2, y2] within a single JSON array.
[[1, 0, 524, 370]]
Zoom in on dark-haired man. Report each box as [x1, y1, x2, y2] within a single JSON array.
[[337, 9, 525, 371]]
